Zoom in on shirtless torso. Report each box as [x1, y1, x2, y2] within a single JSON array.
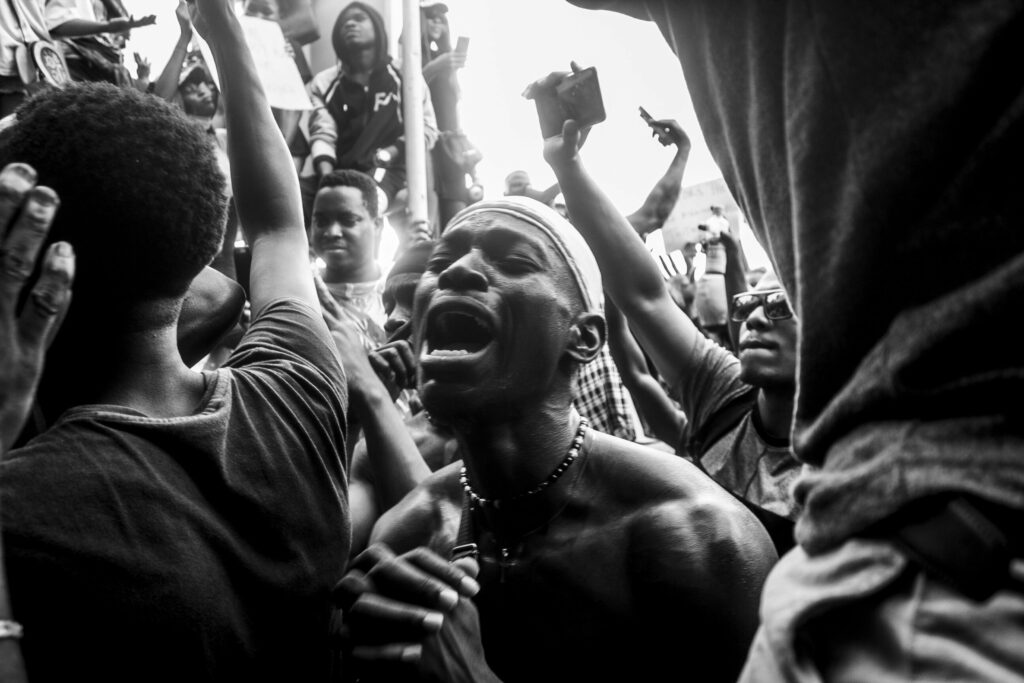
[[373, 428, 777, 682]]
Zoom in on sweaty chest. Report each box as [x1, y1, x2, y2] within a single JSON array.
[[468, 518, 646, 678]]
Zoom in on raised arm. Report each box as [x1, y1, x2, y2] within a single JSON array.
[[153, 2, 193, 102], [719, 230, 751, 352], [532, 83, 704, 390], [626, 119, 690, 238], [47, 13, 156, 39], [315, 278, 429, 556], [604, 297, 686, 448], [191, 0, 315, 314]]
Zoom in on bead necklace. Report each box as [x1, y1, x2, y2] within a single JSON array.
[[459, 417, 589, 510]]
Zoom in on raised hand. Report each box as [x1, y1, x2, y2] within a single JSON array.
[[649, 118, 690, 149], [186, 0, 233, 42], [174, 0, 193, 36], [133, 52, 151, 80], [107, 15, 157, 33], [0, 163, 74, 453], [524, 63, 592, 169]]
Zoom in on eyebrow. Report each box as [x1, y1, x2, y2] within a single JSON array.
[[442, 225, 550, 264]]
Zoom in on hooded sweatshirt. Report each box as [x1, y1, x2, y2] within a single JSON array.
[[308, 1, 436, 172]]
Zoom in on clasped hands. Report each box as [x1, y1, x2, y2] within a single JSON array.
[[333, 544, 498, 682]]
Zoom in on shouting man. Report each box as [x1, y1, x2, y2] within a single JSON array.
[[348, 197, 776, 682]]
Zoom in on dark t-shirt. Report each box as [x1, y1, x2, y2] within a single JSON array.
[[1, 299, 350, 682]]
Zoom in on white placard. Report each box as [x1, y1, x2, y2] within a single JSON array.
[[661, 177, 743, 252], [195, 15, 311, 111]]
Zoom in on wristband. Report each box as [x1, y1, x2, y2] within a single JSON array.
[[0, 620, 23, 639]]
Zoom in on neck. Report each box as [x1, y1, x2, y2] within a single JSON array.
[[453, 396, 583, 532], [323, 261, 380, 284], [41, 322, 205, 422], [344, 46, 377, 78], [756, 388, 794, 442]]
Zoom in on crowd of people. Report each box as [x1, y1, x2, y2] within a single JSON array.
[[0, 0, 1021, 681]]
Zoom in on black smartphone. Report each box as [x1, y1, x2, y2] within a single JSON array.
[[535, 66, 606, 139], [454, 36, 470, 56], [639, 105, 672, 146]]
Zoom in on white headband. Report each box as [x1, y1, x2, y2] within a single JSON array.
[[446, 196, 603, 311]]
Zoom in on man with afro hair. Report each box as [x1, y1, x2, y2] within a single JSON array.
[[0, 0, 350, 678]]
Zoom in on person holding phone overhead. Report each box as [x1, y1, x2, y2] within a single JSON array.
[[420, 0, 477, 228]]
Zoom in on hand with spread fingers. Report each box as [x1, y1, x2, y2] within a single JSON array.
[[334, 544, 499, 683], [0, 163, 74, 454]]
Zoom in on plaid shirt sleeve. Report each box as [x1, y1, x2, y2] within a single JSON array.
[[572, 344, 638, 441]]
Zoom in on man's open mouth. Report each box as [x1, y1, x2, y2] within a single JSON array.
[[423, 304, 495, 358]]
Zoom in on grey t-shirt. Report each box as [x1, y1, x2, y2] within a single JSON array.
[[674, 332, 800, 519]]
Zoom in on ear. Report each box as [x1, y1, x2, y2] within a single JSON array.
[[565, 311, 605, 365], [373, 216, 384, 256]]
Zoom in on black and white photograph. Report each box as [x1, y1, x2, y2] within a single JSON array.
[[0, 0, 1021, 681]]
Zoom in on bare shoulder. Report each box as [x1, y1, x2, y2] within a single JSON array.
[[585, 430, 735, 504], [580, 432, 775, 663], [585, 430, 776, 583], [369, 460, 463, 556]]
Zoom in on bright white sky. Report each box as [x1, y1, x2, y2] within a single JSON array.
[[125, 0, 773, 269], [127, 0, 721, 205]]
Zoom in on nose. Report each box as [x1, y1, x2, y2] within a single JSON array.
[[384, 313, 412, 340], [437, 252, 487, 292], [744, 303, 772, 331], [321, 221, 343, 238]]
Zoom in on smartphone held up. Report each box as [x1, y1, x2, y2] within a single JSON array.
[[640, 106, 673, 146], [531, 65, 607, 139]]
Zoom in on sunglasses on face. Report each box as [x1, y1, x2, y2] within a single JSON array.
[[731, 289, 793, 322]]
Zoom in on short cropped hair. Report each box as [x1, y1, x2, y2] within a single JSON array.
[[1, 83, 227, 304], [317, 169, 381, 218]]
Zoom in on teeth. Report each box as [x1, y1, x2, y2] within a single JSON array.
[[429, 348, 471, 357]]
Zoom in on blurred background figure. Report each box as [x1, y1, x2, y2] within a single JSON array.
[[419, 0, 480, 229]]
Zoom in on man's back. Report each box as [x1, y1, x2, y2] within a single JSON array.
[[1, 300, 349, 681], [373, 429, 776, 682]]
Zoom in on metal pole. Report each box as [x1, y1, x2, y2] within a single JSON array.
[[401, 0, 428, 224]]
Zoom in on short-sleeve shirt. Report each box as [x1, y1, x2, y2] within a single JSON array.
[[0, 0, 48, 77], [324, 277, 388, 352], [0, 298, 350, 682], [674, 331, 800, 519]]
